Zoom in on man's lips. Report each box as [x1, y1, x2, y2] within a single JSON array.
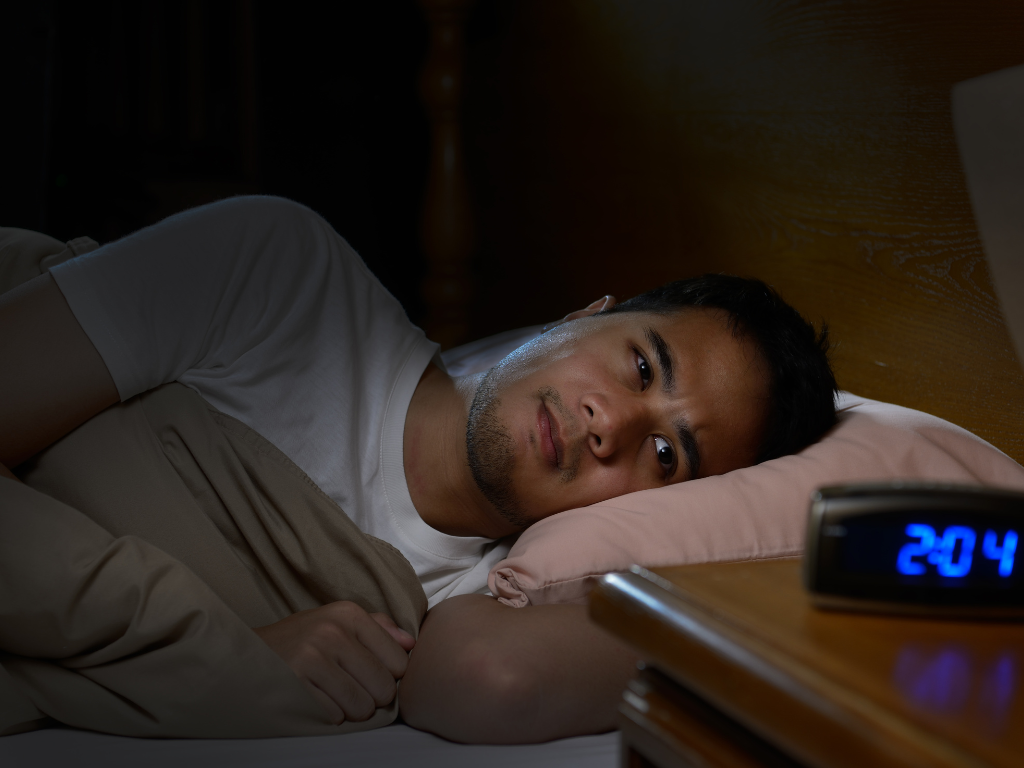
[[538, 403, 564, 469]]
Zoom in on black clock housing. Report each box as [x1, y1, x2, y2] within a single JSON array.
[[803, 482, 1024, 617]]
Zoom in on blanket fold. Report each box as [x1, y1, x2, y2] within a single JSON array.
[[1, 383, 426, 737], [0, 228, 427, 738]]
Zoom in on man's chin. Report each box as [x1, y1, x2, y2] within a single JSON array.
[[465, 369, 531, 531], [491, 500, 533, 532]]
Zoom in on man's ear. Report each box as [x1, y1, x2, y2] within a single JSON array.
[[542, 295, 617, 333]]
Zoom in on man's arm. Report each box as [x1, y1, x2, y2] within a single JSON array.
[[0, 273, 119, 469], [398, 594, 639, 744]]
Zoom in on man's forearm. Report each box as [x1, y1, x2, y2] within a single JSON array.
[[398, 594, 639, 744]]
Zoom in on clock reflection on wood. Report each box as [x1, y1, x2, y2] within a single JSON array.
[[893, 644, 1017, 736]]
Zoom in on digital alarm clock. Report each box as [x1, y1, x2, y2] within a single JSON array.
[[803, 483, 1024, 617]]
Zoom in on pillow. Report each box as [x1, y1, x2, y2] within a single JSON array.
[[487, 393, 1024, 606]]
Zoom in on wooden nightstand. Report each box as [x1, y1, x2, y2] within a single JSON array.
[[590, 559, 1024, 768]]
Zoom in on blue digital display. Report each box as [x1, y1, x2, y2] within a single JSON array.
[[896, 525, 1018, 578], [838, 512, 1022, 588], [808, 485, 1024, 608]]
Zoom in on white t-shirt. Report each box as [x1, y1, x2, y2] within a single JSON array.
[[50, 196, 510, 608]]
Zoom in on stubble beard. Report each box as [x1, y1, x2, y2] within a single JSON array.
[[466, 370, 531, 530], [466, 373, 585, 531]]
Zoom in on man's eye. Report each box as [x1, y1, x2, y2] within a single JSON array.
[[636, 353, 652, 389], [654, 436, 674, 472]]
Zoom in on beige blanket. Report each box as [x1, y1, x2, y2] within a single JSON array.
[[0, 229, 427, 737]]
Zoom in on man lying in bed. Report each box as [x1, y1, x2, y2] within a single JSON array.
[[0, 196, 836, 743]]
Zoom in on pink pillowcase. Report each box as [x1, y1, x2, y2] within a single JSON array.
[[486, 393, 1024, 607]]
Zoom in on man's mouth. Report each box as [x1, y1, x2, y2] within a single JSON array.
[[538, 402, 564, 469]]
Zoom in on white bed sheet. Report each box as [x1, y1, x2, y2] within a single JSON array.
[[0, 724, 619, 768]]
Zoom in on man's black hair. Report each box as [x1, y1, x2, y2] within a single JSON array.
[[604, 274, 837, 463]]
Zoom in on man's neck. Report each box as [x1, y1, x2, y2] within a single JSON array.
[[403, 363, 518, 540]]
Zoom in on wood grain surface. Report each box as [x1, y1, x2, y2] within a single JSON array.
[[591, 560, 1024, 768], [464, 0, 1024, 461]]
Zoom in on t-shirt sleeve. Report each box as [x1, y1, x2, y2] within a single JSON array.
[[50, 197, 343, 402]]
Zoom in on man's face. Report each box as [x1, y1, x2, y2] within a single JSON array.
[[465, 308, 770, 530]]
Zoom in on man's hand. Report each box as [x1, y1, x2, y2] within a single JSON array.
[[254, 601, 415, 724]]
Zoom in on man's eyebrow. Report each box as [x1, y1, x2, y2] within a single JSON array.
[[643, 325, 697, 477], [675, 419, 701, 480], [644, 326, 675, 391]]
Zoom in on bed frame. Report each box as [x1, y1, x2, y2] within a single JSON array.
[[418, 0, 476, 351], [418, 0, 1024, 464]]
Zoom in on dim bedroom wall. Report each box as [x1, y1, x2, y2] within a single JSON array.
[[461, 0, 1024, 462], [1, 1, 431, 325]]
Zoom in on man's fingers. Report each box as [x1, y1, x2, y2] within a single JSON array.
[[253, 602, 412, 721], [328, 631, 399, 708], [352, 614, 411, 680], [303, 680, 346, 725], [319, 603, 410, 681], [370, 612, 416, 652], [282, 625, 395, 717], [305, 659, 378, 722]]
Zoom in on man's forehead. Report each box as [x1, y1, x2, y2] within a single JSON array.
[[614, 307, 741, 351]]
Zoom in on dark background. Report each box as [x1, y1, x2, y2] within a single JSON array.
[[3, 0, 450, 326], [6, 0, 1024, 418]]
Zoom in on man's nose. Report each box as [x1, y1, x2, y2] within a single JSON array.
[[581, 391, 643, 458]]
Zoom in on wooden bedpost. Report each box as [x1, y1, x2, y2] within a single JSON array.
[[418, 0, 474, 349]]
